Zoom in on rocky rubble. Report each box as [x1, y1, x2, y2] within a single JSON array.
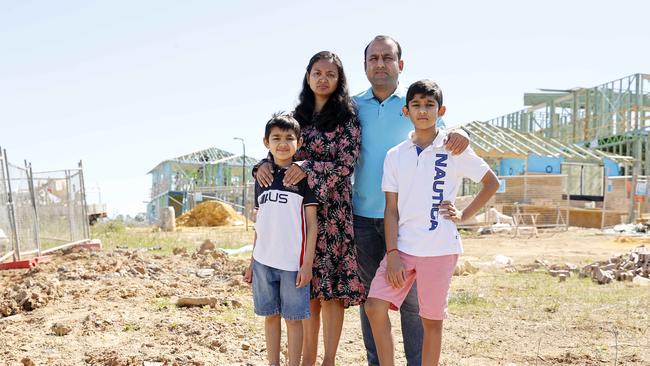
[[0, 242, 247, 319], [579, 246, 650, 284], [0, 268, 62, 317]]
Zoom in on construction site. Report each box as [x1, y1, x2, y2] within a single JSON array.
[[459, 73, 650, 234], [146, 147, 258, 226], [1, 73, 650, 365]]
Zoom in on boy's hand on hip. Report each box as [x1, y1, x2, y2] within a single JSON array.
[[386, 252, 405, 289], [256, 162, 274, 187], [283, 163, 307, 186], [296, 264, 313, 288], [441, 200, 463, 223]]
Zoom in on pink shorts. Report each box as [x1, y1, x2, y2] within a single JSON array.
[[367, 251, 458, 320]]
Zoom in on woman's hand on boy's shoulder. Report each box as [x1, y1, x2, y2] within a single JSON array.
[[255, 162, 275, 187], [283, 162, 307, 186]]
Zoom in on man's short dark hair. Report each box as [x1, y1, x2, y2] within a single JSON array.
[[405, 80, 443, 109], [364, 35, 402, 61], [264, 112, 301, 140]]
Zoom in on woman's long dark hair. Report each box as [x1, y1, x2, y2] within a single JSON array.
[[294, 51, 356, 132]]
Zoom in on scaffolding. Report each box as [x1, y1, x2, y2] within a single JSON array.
[[485, 73, 650, 173]]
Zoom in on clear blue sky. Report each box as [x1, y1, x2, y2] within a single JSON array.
[[1, 0, 648, 215]]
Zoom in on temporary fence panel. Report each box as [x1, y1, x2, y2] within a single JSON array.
[[494, 175, 569, 228], [149, 183, 257, 225], [6, 162, 40, 257], [0, 149, 90, 262], [30, 169, 88, 251], [192, 183, 256, 219], [0, 150, 13, 261], [563, 164, 604, 197], [461, 174, 569, 229], [604, 176, 650, 223]]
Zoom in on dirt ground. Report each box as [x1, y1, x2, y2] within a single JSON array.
[[1, 227, 649, 365]]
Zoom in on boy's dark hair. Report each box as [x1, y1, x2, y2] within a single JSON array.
[[405, 80, 443, 109], [364, 35, 402, 61], [264, 112, 301, 140]]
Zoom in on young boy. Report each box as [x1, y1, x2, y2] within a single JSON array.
[[364, 80, 499, 365], [244, 113, 318, 366]]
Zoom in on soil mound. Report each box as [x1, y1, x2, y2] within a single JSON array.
[[176, 201, 244, 227]]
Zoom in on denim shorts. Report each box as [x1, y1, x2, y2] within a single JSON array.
[[252, 259, 310, 320]]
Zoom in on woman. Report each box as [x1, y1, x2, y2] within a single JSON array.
[[255, 51, 364, 366]]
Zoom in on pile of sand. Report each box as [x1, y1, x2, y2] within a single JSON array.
[[615, 236, 650, 244], [176, 201, 244, 227]]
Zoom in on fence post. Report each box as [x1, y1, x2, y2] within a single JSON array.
[[26, 161, 42, 256], [78, 161, 90, 239], [244, 184, 249, 231], [3, 149, 20, 261], [565, 174, 570, 230], [629, 168, 638, 223], [65, 170, 75, 241], [601, 167, 607, 229]]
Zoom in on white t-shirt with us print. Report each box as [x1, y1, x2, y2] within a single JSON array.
[[382, 130, 491, 257]]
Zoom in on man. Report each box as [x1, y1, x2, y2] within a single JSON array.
[[352, 35, 469, 366]]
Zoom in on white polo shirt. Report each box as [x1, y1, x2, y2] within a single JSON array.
[[382, 130, 491, 257], [253, 167, 318, 271]]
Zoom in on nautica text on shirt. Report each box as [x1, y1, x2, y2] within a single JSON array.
[[429, 153, 448, 231]]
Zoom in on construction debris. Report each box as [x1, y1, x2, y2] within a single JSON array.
[[176, 297, 218, 308], [493, 255, 514, 267], [198, 240, 216, 254], [176, 201, 244, 227], [453, 260, 479, 276], [579, 246, 650, 284], [604, 223, 650, 235], [614, 236, 650, 245], [160, 207, 176, 232], [632, 275, 650, 286], [51, 322, 72, 336]]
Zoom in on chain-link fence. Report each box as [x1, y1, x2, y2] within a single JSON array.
[[31, 169, 89, 250], [459, 174, 570, 230], [197, 184, 255, 217], [0, 151, 13, 262], [5, 162, 40, 258], [0, 148, 90, 263], [604, 176, 650, 224], [148, 183, 256, 226]]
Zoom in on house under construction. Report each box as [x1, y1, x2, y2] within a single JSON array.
[[467, 73, 650, 227], [147, 147, 259, 223], [485, 73, 650, 173]]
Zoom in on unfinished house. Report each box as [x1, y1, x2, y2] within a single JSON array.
[[461, 121, 633, 229], [472, 73, 650, 227], [147, 147, 259, 223]]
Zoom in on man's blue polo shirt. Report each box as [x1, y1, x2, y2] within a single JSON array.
[[352, 86, 446, 219]]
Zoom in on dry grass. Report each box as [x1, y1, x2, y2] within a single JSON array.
[[92, 224, 255, 254], [66, 227, 650, 366]]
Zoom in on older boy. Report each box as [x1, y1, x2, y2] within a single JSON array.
[[244, 113, 319, 366], [364, 80, 499, 366], [353, 35, 470, 366]]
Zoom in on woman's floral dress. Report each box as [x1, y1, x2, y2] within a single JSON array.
[[295, 116, 366, 307]]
